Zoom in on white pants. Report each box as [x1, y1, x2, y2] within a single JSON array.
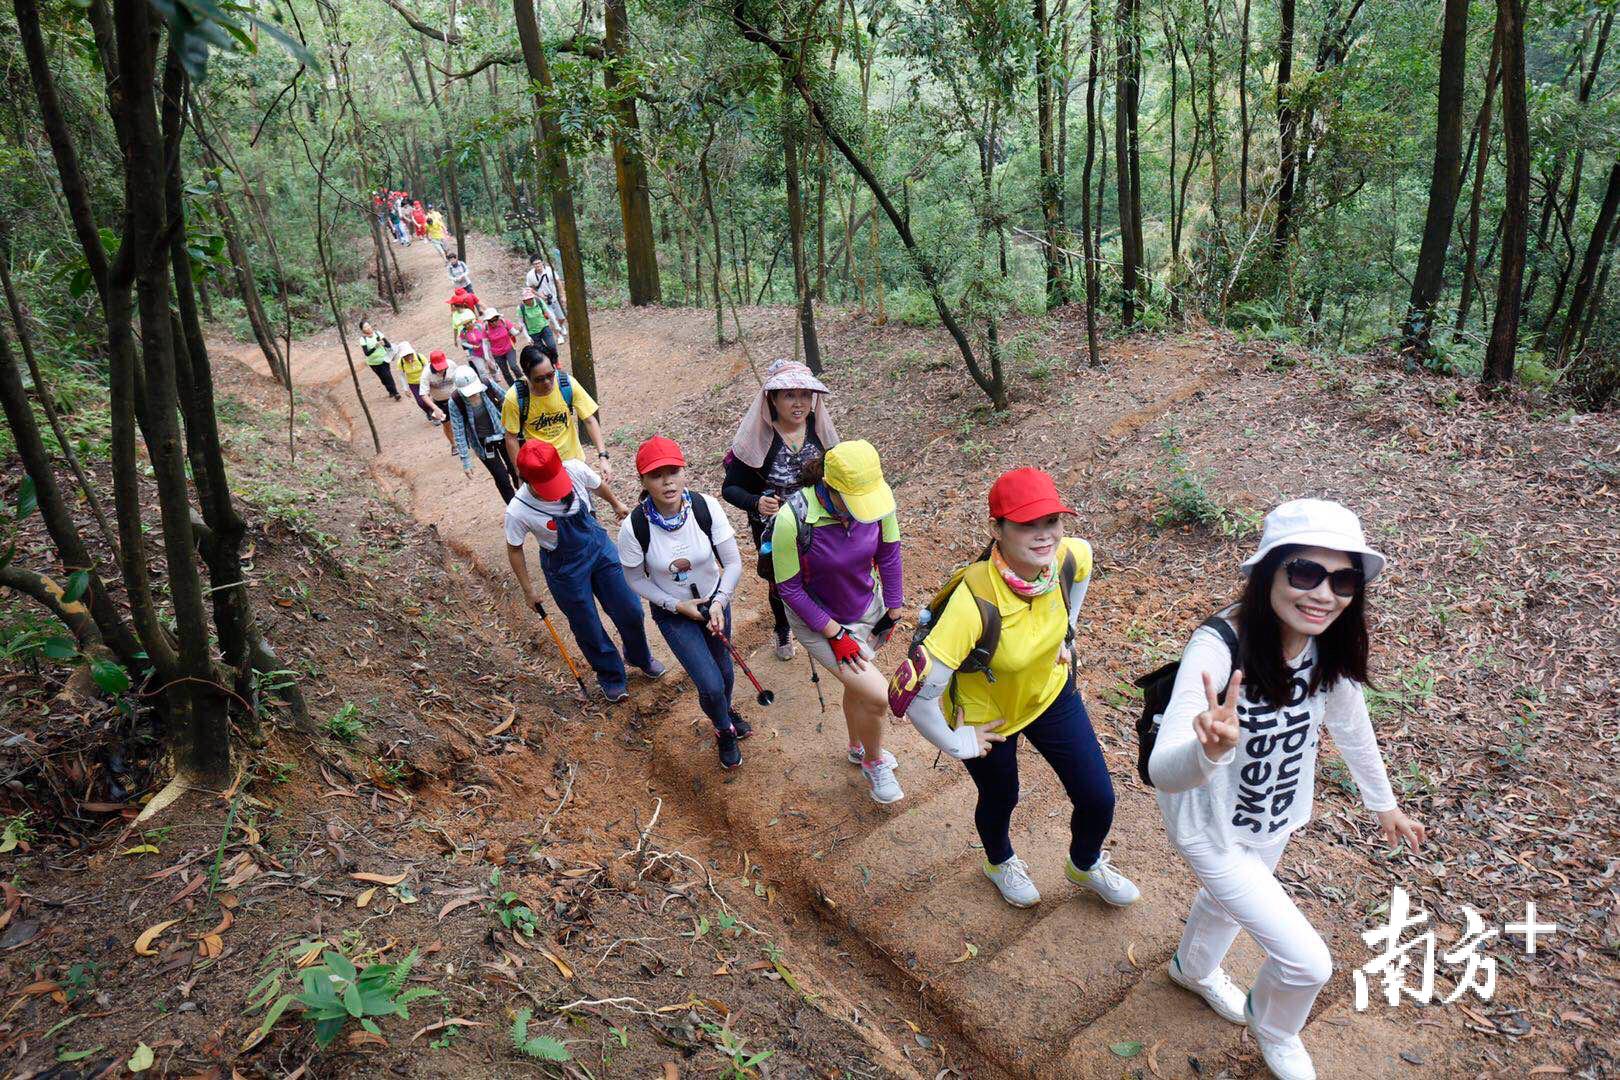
[[1173, 834, 1332, 1043]]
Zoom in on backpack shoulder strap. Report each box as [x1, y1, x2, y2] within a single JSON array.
[[787, 490, 812, 554], [957, 561, 1003, 676], [558, 370, 574, 411], [630, 506, 651, 575], [1198, 614, 1242, 700], [515, 380, 530, 441], [690, 493, 722, 563]]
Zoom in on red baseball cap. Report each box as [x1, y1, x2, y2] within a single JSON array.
[[516, 440, 572, 500], [635, 436, 686, 476], [429, 350, 448, 371], [988, 467, 1075, 523]]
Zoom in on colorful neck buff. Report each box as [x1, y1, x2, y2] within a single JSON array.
[[816, 482, 851, 523], [991, 544, 1058, 598], [643, 491, 691, 532]]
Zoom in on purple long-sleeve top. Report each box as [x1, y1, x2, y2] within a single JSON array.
[[770, 487, 903, 631]]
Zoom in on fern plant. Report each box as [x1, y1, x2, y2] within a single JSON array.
[[511, 1009, 573, 1063]]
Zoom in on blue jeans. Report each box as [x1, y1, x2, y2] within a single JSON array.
[[539, 511, 655, 697], [651, 604, 735, 732], [960, 681, 1116, 868]]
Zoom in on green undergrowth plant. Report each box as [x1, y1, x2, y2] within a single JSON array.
[[511, 1009, 572, 1063], [1152, 427, 1262, 538], [250, 943, 437, 1049]]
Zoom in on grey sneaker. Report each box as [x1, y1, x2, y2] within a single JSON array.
[[983, 855, 1040, 908], [861, 759, 904, 804], [640, 659, 668, 680], [1064, 851, 1140, 906], [775, 639, 796, 661], [847, 744, 899, 769], [1168, 953, 1246, 1024]]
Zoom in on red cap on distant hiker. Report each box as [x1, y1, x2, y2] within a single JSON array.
[[516, 440, 573, 501], [635, 437, 686, 476], [988, 467, 1074, 523], [429, 350, 448, 372]]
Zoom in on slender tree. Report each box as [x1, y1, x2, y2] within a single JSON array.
[[1485, 0, 1529, 387], [604, 0, 662, 305]]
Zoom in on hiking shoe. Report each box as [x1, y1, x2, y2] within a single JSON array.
[[775, 639, 796, 661], [1246, 1002, 1317, 1080], [716, 729, 742, 770], [1168, 953, 1246, 1024], [729, 714, 754, 740], [862, 759, 904, 804], [847, 744, 898, 769], [1064, 851, 1140, 907], [640, 659, 668, 680], [983, 855, 1040, 908], [603, 687, 629, 704]]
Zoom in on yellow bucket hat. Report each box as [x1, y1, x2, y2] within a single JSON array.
[[822, 440, 894, 523]]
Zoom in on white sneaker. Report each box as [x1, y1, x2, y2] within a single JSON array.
[[848, 744, 899, 769], [775, 639, 796, 661], [1246, 1000, 1317, 1080], [1167, 953, 1246, 1024], [1064, 851, 1140, 906], [983, 856, 1040, 908], [862, 759, 904, 804]]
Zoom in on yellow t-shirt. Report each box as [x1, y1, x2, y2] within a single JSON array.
[[426, 212, 447, 240], [921, 537, 1093, 735], [500, 377, 599, 462], [398, 351, 426, 385]]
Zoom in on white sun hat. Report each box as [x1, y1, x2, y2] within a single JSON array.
[[389, 340, 414, 361], [451, 364, 484, 399], [1240, 498, 1388, 582]]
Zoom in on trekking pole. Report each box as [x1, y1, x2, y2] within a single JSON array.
[[696, 596, 773, 706], [808, 654, 826, 714], [532, 599, 591, 700]]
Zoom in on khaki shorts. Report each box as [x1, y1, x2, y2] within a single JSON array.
[[785, 586, 885, 674]]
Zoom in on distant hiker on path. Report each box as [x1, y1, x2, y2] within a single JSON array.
[[475, 306, 520, 387], [771, 439, 905, 804], [516, 286, 560, 359], [447, 252, 473, 293], [390, 342, 441, 424], [618, 437, 749, 769], [723, 359, 840, 661], [425, 206, 448, 256], [896, 468, 1139, 910], [423, 349, 457, 447], [502, 347, 628, 517], [447, 364, 516, 502], [505, 440, 664, 703], [357, 319, 402, 401], [523, 253, 566, 336], [1148, 499, 1426, 1080]]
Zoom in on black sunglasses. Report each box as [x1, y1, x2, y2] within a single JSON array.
[[1283, 558, 1364, 598]]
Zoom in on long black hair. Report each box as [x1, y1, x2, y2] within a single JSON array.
[[1233, 544, 1371, 706]]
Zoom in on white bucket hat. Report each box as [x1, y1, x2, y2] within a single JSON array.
[[389, 340, 413, 361], [1241, 498, 1388, 582], [481, 306, 500, 319], [451, 364, 484, 399]]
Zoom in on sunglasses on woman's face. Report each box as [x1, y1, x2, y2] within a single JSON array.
[[1284, 558, 1364, 598]]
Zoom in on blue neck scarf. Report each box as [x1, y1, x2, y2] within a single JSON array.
[[643, 491, 691, 532]]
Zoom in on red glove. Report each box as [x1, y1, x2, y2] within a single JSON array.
[[829, 629, 863, 666]]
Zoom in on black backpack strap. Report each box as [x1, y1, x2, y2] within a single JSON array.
[[630, 506, 651, 576], [515, 380, 530, 445], [690, 493, 721, 564]]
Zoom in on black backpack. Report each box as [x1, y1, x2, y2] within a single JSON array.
[[629, 496, 722, 591], [1133, 615, 1240, 787]]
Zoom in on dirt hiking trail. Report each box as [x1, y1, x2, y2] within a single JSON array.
[[211, 233, 1471, 1078]]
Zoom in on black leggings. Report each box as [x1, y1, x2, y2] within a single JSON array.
[[489, 349, 518, 385], [368, 363, 399, 397], [476, 442, 516, 503]]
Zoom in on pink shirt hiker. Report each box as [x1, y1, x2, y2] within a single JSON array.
[[483, 317, 515, 356]]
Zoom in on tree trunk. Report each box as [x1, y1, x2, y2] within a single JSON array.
[[782, 78, 822, 372], [1401, 0, 1470, 357], [211, 189, 287, 383], [1273, 0, 1298, 250], [1081, 0, 1102, 363], [1036, 0, 1065, 309], [1577, 212, 1620, 352], [514, 0, 598, 396], [1115, 0, 1141, 325], [420, 58, 467, 259], [699, 122, 726, 346], [1454, 19, 1503, 342], [1484, 0, 1529, 387], [604, 0, 662, 305], [1238, 0, 1251, 219], [1554, 160, 1620, 364]]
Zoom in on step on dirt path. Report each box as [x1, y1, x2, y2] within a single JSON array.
[[212, 236, 1462, 1078]]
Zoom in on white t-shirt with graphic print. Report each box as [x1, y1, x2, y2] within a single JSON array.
[[616, 494, 736, 605]]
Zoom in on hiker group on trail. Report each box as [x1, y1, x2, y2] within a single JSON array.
[[344, 233, 1423, 1080]]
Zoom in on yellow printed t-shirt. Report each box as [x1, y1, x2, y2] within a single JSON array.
[[921, 537, 1093, 735], [398, 351, 426, 386], [501, 378, 599, 462], [426, 213, 447, 240]]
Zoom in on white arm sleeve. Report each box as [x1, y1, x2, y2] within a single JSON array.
[[1322, 679, 1399, 812], [714, 535, 744, 604], [1147, 627, 1238, 793], [1067, 575, 1090, 632], [904, 651, 983, 760]]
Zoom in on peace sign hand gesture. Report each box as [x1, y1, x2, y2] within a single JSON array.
[[1193, 668, 1243, 759]]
